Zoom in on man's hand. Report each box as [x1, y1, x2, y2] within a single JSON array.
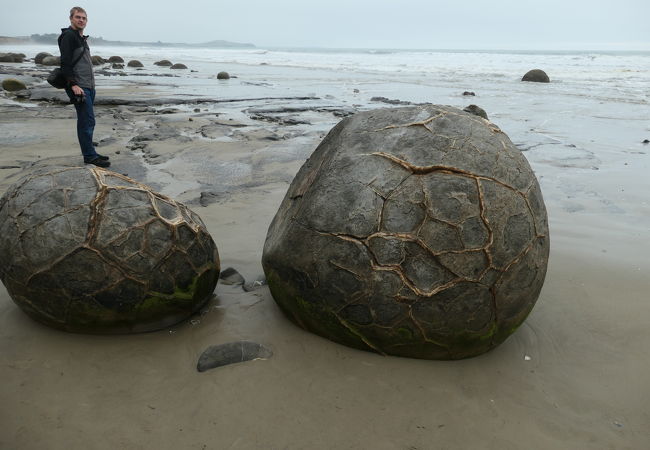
[[71, 85, 84, 96]]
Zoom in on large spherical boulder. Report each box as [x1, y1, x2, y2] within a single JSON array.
[[127, 60, 144, 68], [34, 52, 52, 64], [217, 71, 230, 80], [41, 56, 61, 66], [262, 105, 549, 360], [2, 78, 27, 91], [108, 56, 124, 63], [522, 69, 550, 83], [170, 63, 187, 70], [154, 60, 173, 66], [0, 167, 220, 333]]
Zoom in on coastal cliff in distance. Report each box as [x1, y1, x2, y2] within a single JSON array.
[[0, 34, 255, 49]]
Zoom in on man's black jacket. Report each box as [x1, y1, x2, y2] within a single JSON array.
[[58, 27, 94, 88]]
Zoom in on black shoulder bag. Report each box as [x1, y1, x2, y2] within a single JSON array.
[[47, 45, 85, 89]]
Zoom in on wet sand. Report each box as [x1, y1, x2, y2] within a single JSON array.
[[1, 74, 649, 449]]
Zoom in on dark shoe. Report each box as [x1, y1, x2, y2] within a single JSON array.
[[85, 157, 111, 168], [96, 154, 110, 161]]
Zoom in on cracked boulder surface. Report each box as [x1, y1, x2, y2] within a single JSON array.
[[262, 105, 549, 360], [0, 166, 220, 333]]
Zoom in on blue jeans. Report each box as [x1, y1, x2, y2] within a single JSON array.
[[66, 87, 98, 162]]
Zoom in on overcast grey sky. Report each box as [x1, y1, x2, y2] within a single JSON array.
[[2, 0, 649, 50]]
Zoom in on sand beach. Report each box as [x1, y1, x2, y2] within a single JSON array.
[[1, 46, 649, 449]]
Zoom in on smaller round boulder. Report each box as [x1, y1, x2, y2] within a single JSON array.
[[41, 56, 61, 66], [2, 78, 27, 92], [108, 56, 124, 63], [154, 60, 173, 66], [112, 63, 124, 69], [217, 71, 230, 80], [0, 166, 221, 334], [91, 55, 106, 65], [127, 60, 144, 68], [35, 52, 52, 64], [463, 104, 488, 120], [171, 63, 188, 69], [522, 69, 550, 83]]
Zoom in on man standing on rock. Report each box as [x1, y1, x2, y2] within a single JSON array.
[[59, 6, 110, 168]]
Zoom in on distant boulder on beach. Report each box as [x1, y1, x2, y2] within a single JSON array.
[[2, 78, 27, 91], [34, 52, 52, 64], [127, 60, 144, 68], [154, 60, 173, 66], [0, 52, 25, 63], [171, 63, 188, 69], [41, 56, 60, 66], [91, 55, 106, 65], [463, 91, 475, 96], [463, 104, 488, 120], [522, 69, 550, 83], [217, 71, 230, 80], [112, 63, 124, 69], [108, 56, 124, 63]]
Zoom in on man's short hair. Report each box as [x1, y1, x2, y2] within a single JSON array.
[[70, 6, 87, 18]]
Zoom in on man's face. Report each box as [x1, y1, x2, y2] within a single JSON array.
[[70, 11, 87, 31]]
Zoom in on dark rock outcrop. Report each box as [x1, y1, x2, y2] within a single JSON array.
[[370, 96, 414, 105], [197, 342, 272, 372], [219, 267, 245, 285]]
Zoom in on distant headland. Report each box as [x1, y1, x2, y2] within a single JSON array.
[[0, 34, 255, 49]]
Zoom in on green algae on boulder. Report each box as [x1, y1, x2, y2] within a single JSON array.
[[0, 167, 220, 333], [262, 105, 549, 360]]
